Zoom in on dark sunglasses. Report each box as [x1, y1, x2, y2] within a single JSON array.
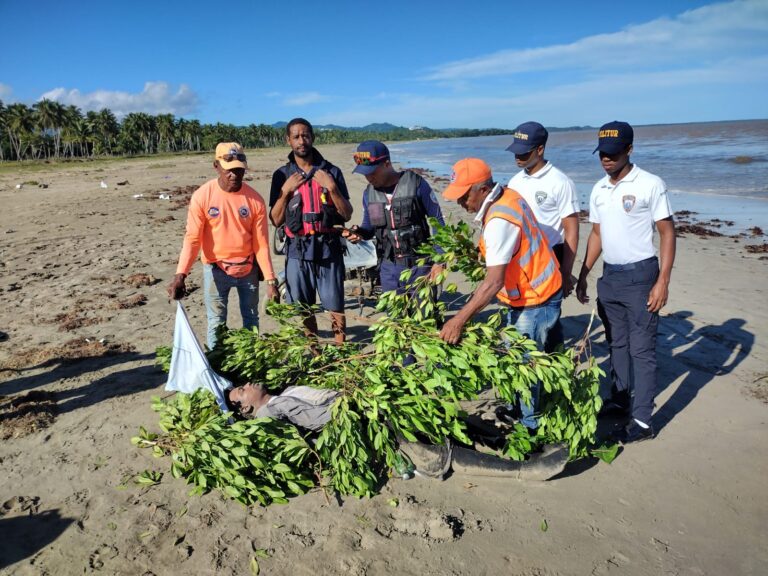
[[353, 152, 388, 166], [217, 153, 247, 162]]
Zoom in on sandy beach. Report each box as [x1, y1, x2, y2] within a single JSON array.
[[1, 144, 766, 575]]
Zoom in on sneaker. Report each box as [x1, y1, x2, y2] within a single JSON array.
[[610, 422, 655, 444]]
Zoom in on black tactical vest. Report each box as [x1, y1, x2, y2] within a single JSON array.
[[365, 171, 429, 264]]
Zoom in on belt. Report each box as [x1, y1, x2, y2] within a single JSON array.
[[603, 256, 657, 272]]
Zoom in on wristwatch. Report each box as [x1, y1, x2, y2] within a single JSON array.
[[266, 279, 279, 287]]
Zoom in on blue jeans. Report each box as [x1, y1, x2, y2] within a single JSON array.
[[203, 263, 260, 350], [506, 290, 563, 428]]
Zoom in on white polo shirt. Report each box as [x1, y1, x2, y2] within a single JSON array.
[[508, 162, 579, 249], [589, 165, 672, 265]]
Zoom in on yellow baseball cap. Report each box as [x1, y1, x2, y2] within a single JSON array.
[[215, 142, 248, 170]]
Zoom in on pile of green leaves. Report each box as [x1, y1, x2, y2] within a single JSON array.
[[139, 221, 606, 505]]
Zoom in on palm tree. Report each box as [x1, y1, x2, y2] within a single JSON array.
[[156, 113, 176, 152], [60, 105, 83, 157], [5, 103, 34, 160], [34, 99, 66, 159], [0, 100, 6, 161], [90, 108, 118, 156]]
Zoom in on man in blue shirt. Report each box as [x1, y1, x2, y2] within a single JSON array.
[[345, 140, 445, 293]]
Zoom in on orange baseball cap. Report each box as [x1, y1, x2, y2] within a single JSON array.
[[215, 142, 248, 170], [442, 158, 493, 200]]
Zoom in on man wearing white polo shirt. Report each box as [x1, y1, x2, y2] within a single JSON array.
[[575, 121, 676, 444], [507, 121, 579, 351]]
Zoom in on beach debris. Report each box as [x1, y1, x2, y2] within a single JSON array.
[[158, 193, 171, 200], [54, 310, 102, 332], [38, 183, 48, 189], [675, 224, 724, 238], [748, 226, 764, 236], [0, 338, 135, 372], [116, 180, 130, 186], [124, 273, 159, 288], [100, 181, 108, 189], [745, 243, 768, 254], [113, 294, 148, 309], [133, 194, 144, 199], [0, 390, 56, 440], [15, 184, 23, 189]]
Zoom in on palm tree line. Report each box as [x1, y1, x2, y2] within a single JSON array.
[[0, 98, 509, 162]]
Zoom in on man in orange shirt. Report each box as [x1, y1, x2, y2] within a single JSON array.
[[168, 143, 279, 349]]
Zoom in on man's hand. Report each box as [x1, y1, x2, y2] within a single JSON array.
[[575, 275, 590, 304], [428, 263, 445, 283], [266, 284, 280, 303], [341, 225, 362, 244], [562, 273, 577, 298], [439, 316, 466, 345], [311, 169, 336, 191], [168, 273, 187, 300], [281, 172, 306, 197], [646, 279, 669, 313]]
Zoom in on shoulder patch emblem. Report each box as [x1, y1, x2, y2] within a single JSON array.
[[208, 207, 220, 218], [239, 206, 250, 218], [535, 191, 547, 205], [622, 195, 636, 213]]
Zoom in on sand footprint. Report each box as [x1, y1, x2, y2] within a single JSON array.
[[88, 544, 118, 571]]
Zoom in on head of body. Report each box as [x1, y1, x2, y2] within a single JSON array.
[[352, 140, 400, 189], [225, 382, 272, 419], [441, 158, 497, 214], [593, 121, 634, 183], [506, 121, 548, 175], [214, 142, 248, 192], [285, 118, 316, 165]]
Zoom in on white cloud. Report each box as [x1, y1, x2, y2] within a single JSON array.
[[39, 82, 200, 117], [319, 55, 768, 128], [0, 83, 12, 101], [283, 92, 329, 106], [425, 0, 768, 81]]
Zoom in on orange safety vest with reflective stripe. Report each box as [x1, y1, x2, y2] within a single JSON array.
[[478, 188, 562, 307]]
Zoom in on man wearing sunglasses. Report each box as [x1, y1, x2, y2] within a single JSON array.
[[576, 121, 676, 444], [269, 119, 353, 344], [506, 122, 580, 353], [168, 142, 279, 349], [345, 140, 445, 294]]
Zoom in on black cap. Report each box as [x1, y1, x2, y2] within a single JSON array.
[[506, 121, 549, 154], [593, 121, 634, 154]]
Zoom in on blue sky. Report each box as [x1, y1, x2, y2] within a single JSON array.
[[1, 0, 766, 128]]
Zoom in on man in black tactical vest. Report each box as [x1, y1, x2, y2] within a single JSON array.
[[345, 140, 445, 294]]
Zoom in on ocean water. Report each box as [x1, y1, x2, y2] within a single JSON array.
[[390, 120, 768, 233]]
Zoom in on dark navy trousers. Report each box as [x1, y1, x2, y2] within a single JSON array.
[[596, 257, 659, 425]]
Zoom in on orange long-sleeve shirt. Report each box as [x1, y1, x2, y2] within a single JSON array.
[[175, 179, 276, 280]]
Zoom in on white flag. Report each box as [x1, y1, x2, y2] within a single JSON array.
[[165, 302, 231, 413]]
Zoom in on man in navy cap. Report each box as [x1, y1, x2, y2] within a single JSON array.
[[576, 121, 676, 443], [506, 121, 580, 352], [345, 140, 445, 294]]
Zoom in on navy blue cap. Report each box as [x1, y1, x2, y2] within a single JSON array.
[[506, 122, 548, 154], [593, 121, 634, 154], [353, 140, 390, 175]]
